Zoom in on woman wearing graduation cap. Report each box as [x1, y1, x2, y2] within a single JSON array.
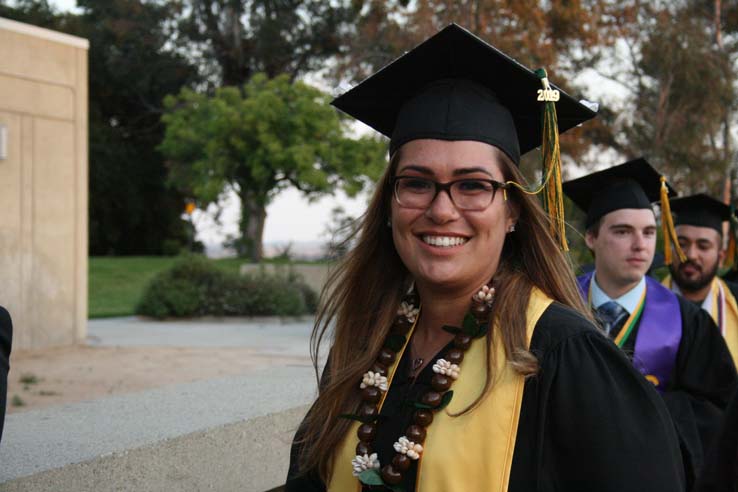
[[286, 25, 686, 492]]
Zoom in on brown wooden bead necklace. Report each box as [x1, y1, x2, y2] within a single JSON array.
[[344, 285, 495, 491]]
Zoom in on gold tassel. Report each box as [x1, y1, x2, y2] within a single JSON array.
[[659, 176, 686, 264], [540, 73, 567, 251], [505, 68, 567, 251], [725, 232, 736, 270], [725, 207, 737, 270]]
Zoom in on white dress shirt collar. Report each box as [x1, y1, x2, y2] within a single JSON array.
[[670, 278, 714, 313], [591, 273, 646, 315]]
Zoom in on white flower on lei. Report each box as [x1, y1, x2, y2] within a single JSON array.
[[432, 358, 460, 379], [360, 371, 388, 392], [397, 301, 420, 323], [474, 285, 495, 305], [393, 436, 423, 460], [351, 453, 380, 476]]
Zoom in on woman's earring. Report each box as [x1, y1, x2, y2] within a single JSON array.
[[387, 219, 392, 228], [508, 224, 516, 233]]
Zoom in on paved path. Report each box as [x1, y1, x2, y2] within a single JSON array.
[[1, 317, 326, 487], [0, 366, 316, 482], [87, 316, 318, 357]]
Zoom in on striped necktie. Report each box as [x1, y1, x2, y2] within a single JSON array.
[[595, 301, 628, 337]]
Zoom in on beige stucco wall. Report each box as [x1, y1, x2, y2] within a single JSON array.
[[0, 18, 88, 350]]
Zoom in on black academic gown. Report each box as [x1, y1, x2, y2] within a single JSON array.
[[722, 269, 738, 284], [612, 295, 738, 485], [286, 303, 686, 492], [693, 389, 738, 492], [0, 306, 12, 443]]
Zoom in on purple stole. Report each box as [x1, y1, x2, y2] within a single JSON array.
[[577, 272, 682, 392]]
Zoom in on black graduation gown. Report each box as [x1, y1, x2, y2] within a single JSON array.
[[693, 390, 738, 492], [611, 295, 738, 484], [286, 303, 686, 492], [721, 269, 738, 284], [724, 279, 738, 298], [0, 306, 12, 444]]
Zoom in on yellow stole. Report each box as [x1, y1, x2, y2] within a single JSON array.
[[662, 276, 738, 367], [717, 278, 738, 367], [328, 288, 553, 492]]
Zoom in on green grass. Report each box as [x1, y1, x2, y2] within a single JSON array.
[[88, 256, 246, 319]]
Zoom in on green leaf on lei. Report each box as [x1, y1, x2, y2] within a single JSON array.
[[441, 325, 461, 335], [408, 401, 433, 409], [474, 319, 490, 339], [338, 413, 386, 424], [436, 390, 454, 410], [358, 468, 384, 486], [462, 312, 479, 337]]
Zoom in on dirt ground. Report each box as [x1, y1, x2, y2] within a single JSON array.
[[6, 345, 312, 414]]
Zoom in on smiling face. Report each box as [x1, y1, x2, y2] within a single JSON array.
[[669, 224, 723, 293], [585, 208, 657, 293], [390, 139, 517, 295]]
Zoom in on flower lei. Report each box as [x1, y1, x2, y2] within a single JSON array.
[[341, 284, 496, 491]]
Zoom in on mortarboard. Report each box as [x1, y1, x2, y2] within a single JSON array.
[[671, 193, 738, 268], [331, 23, 597, 250], [331, 23, 597, 165], [562, 157, 686, 263], [562, 158, 674, 228], [670, 194, 731, 234]]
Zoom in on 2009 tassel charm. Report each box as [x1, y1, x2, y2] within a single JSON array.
[[341, 284, 496, 491]]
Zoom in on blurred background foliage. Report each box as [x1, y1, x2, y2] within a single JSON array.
[[2, 0, 738, 263]]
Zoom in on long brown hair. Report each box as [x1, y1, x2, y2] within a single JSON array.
[[297, 146, 592, 481]]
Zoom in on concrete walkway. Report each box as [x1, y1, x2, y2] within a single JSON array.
[[87, 316, 317, 355], [0, 317, 325, 491]]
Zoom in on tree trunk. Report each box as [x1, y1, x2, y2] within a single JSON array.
[[715, 0, 733, 217], [238, 191, 267, 261], [715, 0, 723, 49]]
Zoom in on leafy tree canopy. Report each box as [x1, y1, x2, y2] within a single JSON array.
[[598, 0, 738, 196], [0, 0, 202, 255], [177, 0, 360, 85], [160, 73, 387, 260]]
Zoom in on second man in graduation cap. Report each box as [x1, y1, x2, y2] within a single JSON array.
[[563, 159, 738, 484], [662, 193, 738, 366], [288, 24, 687, 492]]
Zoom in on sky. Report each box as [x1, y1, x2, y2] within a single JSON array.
[[192, 188, 370, 251], [50, 0, 76, 10]]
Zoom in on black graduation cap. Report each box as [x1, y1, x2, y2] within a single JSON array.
[[562, 157, 676, 228], [331, 23, 597, 165], [670, 194, 732, 234]]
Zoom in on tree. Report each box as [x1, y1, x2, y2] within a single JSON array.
[[0, 0, 60, 25], [177, 0, 360, 85], [1, 0, 203, 255], [323, 206, 358, 260], [593, 0, 738, 195], [76, 0, 202, 255], [160, 74, 386, 260]]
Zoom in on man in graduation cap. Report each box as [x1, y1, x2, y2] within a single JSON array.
[[661, 194, 738, 366], [564, 159, 738, 483], [288, 24, 688, 492]]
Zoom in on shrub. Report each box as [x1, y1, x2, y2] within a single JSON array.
[[294, 279, 319, 314], [161, 239, 183, 256], [135, 255, 318, 318]]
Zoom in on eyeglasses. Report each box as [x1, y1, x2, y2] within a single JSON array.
[[392, 176, 507, 211]]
